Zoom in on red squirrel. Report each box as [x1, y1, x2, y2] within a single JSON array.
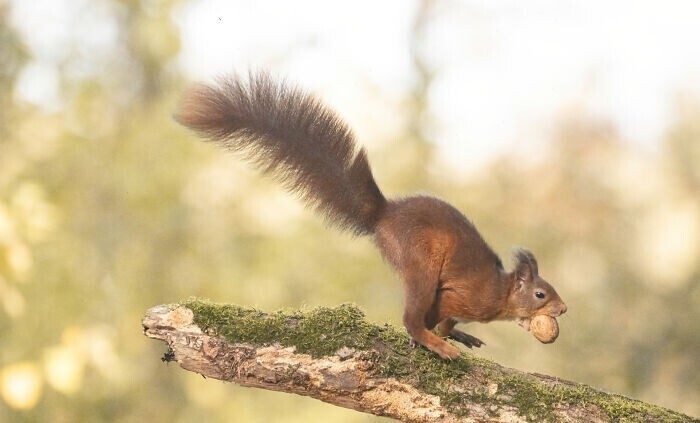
[[176, 72, 567, 359]]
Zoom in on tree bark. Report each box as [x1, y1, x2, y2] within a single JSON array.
[[142, 301, 696, 423]]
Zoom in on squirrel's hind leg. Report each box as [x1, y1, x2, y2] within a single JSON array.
[[436, 318, 485, 348], [401, 264, 460, 360]]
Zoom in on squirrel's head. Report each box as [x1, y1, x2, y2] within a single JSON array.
[[505, 248, 567, 320]]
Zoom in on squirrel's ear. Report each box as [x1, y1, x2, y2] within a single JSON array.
[[523, 250, 538, 275], [514, 248, 537, 282], [515, 261, 533, 283]]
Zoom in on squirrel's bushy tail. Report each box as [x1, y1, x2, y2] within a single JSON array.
[[176, 72, 386, 235]]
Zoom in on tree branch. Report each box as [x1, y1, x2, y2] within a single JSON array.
[[142, 300, 695, 423]]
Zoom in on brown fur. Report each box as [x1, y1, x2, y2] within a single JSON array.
[[176, 72, 385, 235], [177, 72, 567, 360]]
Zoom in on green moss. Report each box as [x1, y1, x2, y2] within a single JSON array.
[[494, 374, 559, 421], [493, 372, 697, 422], [182, 298, 482, 412], [184, 299, 390, 356], [180, 299, 697, 422], [586, 390, 697, 423]]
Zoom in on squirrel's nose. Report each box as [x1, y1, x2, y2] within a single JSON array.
[[559, 304, 568, 316]]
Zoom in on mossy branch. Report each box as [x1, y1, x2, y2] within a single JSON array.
[[142, 300, 696, 423]]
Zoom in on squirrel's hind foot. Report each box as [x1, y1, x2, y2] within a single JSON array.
[[409, 335, 461, 359], [449, 330, 485, 348]]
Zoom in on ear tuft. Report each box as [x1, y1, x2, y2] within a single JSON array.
[[513, 248, 538, 281]]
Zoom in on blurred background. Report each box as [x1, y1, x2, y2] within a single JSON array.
[[1, 0, 699, 421]]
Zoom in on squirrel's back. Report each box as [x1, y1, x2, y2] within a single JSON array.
[[176, 72, 386, 235]]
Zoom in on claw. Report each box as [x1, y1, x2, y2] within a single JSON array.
[[450, 330, 485, 348], [517, 318, 532, 331]]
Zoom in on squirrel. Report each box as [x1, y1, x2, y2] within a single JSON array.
[[176, 72, 567, 359]]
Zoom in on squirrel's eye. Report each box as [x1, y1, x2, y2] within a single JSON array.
[[535, 291, 545, 299]]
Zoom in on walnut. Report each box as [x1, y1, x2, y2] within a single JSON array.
[[530, 315, 559, 344]]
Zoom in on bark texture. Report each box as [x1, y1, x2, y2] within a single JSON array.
[[142, 301, 696, 423]]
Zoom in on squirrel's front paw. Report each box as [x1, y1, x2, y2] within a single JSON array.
[[449, 330, 485, 348]]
